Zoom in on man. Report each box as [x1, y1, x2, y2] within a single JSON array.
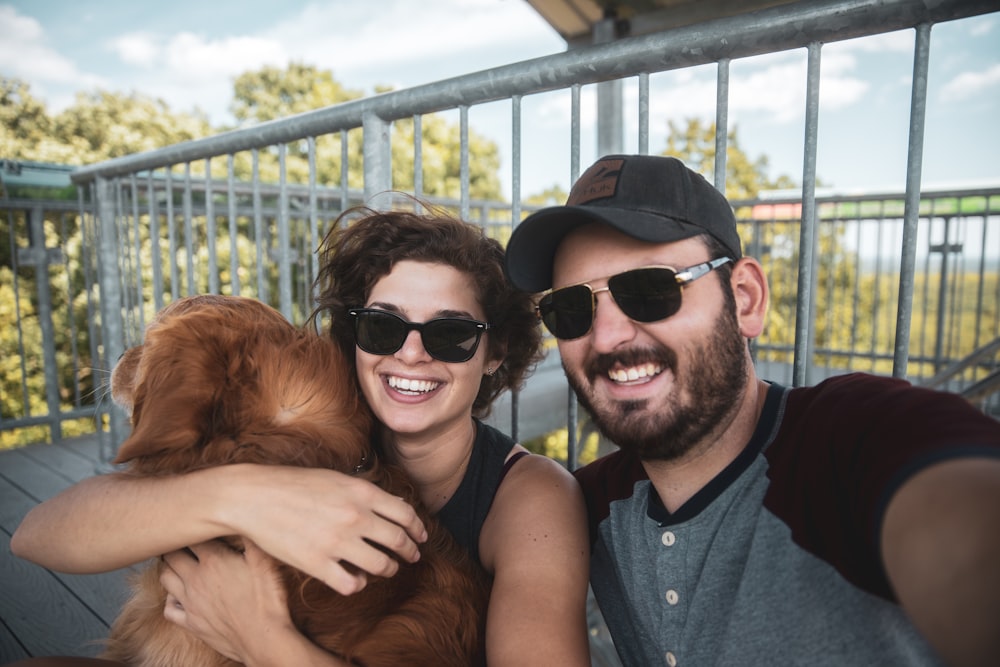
[[504, 154, 1000, 667]]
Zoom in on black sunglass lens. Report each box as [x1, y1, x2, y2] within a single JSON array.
[[540, 285, 594, 339], [422, 320, 482, 362], [355, 311, 406, 354], [609, 268, 681, 322]]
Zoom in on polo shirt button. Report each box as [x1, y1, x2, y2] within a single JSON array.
[[666, 651, 678, 666], [661, 531, 676, 546], [665, 589, 679, 605]]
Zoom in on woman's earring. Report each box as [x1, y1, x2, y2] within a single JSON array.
[[485, 366, 495, 377]]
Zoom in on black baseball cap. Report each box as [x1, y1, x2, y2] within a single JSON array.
[[505, 154, 742, 293]]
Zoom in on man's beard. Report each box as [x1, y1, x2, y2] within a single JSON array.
[[566, 304, 748, 462]]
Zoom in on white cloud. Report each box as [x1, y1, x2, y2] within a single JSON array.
[[263, 0, 561, 86], [162, 32, 287, 80], [835, 29, 914, 55], [109, 32, 161, 67], [968, 16, 994, 37], [0, 5, 105, 86], [940, 62, 1000, 101]]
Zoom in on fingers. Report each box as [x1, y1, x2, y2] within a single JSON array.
[[371, 491, 429, 547]]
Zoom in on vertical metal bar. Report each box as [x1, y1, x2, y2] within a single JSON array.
[[8, 206, 30, 417], [414, 115, 424, 201], [933, 215, 951, 375], [205, 158, 218, 294], [308, 137, 319, 303], [128, 174, 143, 328], [95, 176, 127, 460], [871, 207, 886, 372], [594, 17, 623, 157], [714, 58, 731, 191], [848, 211, 864, 368], [510, 94, 523, 442], [252, 149, 266, 302], [638, 73, 650, 155], [183, 163, 195, 295], [793, 42, 823, 387], [26, 206, 62, 441], [973, 209, 988, 353], [571, 84, 581, 183], [61, 209, 82, 410], [340, 130, 350, 215], [893, 23, 932, 379], [460, 105, 470, 221], [278, 144, 292, 319], [147, 172, 164, 309], [567, 84, 583, 471], [166, 168, 179, 300], [82, 183, 107, 447], [228, 154, 240, 296], [363, 112, 392, 205]]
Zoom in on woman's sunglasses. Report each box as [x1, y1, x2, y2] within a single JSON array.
[[348, 308, 491, 363], [537, 257, 733, 340]]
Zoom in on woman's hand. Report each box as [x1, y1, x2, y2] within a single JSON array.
[[161, 540, 291, 662], [220, 465, 428, 595]]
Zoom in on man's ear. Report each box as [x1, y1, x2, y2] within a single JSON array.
[[730, 257, 769, 339]]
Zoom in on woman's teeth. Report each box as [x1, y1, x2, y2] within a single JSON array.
[[388, 376, 440, 394]]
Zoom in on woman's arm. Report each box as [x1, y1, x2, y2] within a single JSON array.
[[11, 463, 427, 594], [479, 453, 592, 667], [161, 540, 353, 667]]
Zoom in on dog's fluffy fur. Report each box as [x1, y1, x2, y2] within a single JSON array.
[[102, 294, 488, 667]]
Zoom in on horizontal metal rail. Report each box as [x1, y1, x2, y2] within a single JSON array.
[[69, 0, 997, 184]]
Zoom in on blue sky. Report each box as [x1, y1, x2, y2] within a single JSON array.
[[2, 1, 998, 198]]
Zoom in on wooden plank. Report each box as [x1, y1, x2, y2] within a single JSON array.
[[0, 449, 79, 505], [0, 462, 131, 657], [0, 467, 35, 534], [0, 621, 30, 664], [56, 434, 111, 467], [0, 531, 109, 658], [15, 442, 104, 487]]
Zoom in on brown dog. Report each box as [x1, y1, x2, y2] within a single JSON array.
[[102, 294, 488, 667]]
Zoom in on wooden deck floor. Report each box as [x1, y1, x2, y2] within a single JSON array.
[[0, 435, 622, 666], [0, 435, 132, 663]]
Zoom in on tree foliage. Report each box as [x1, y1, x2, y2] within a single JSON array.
[[2, 77, 214, 165], [662, 117, 798, 199]]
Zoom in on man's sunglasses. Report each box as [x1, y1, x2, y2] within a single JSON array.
[[348, 308, 491, 363], [537, 257, 733, 340]]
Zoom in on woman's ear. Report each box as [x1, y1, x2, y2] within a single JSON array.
[[730, 257, 769, 339], [485, 356, 505, 377]]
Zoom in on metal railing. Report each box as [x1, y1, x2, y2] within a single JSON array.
[[2, 0, 998, 456]]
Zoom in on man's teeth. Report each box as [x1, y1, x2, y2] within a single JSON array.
[[388, 376, 440, 394], [608, 363, 662, 383]]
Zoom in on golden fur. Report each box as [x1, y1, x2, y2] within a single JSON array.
[[103, 294, 487, 667]]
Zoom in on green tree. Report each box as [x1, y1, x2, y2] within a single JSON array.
[[225, 63, 503, 200], [663, 117, 798, 199], [52, 90, 213, 164], [524, 185, 568, 207], [1, 77, 57, 161], [2, 78, 213, 165]]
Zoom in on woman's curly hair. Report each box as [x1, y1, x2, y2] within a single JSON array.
[[311, 204, 542, 419]]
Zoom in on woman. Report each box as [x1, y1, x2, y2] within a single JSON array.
[[12, 207, 591, 666]]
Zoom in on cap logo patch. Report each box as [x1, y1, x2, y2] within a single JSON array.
[[567, 158, 624, 205]]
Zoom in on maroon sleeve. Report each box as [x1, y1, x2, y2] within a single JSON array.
[[763, 373, 1000, 600]]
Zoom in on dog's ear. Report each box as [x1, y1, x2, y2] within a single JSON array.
[[111, 371, 210, 465], [112, 330, 222, 466], [110, 345, 143, 416]]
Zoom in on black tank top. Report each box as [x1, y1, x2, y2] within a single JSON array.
[[435, 419, 528, 564]]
